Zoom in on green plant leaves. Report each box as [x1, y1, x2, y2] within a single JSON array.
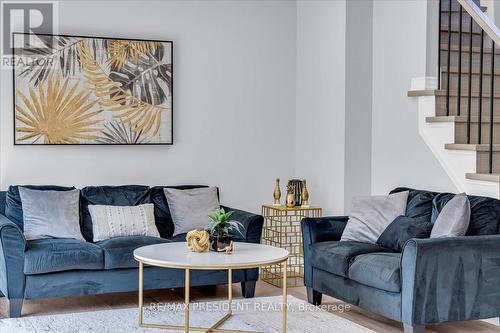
[[208, 208, 242, 237]]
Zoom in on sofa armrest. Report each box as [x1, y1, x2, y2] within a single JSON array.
[[301, 216, 348, 287], [0, 214, 26, 299], [401, 235, 500, 326], [220, 206, 263, 244]]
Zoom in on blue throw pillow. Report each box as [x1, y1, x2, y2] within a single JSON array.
[[376, 216, 433, 252]]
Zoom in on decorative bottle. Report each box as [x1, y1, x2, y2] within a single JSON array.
[[273, 178, 281, 206], [301, 179, 310, 207], [286, 185, 295, 208]]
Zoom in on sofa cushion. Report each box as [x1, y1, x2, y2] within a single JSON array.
[[431, 193, 500, 236], [80, 185, 151, 242], [390, 187, 438, 222], [310, 241, 389, 277], [24, 238, 103, 275], [150, 185, 210, 238], [5, 185, 76, 230], [348, 252, 401, 293], [96, 235, 170, 269]]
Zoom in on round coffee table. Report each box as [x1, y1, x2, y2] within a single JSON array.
[[134, 242, 289, 333]]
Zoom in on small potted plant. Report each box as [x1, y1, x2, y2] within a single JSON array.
[[208, 208, 244, 253]]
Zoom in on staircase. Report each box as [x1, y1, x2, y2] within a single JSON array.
[[409, 0, 500, 198]]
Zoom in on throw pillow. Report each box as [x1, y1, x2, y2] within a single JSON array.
[[340, 191, 409, 243], [5, 185, 76, 229], [18, 187, 84, 241], [377, 216, 433, 252], [88, 203, 160, 242], [431, 193, 470, 238], [163, 187, 220, 236]]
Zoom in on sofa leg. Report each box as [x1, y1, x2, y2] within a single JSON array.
[[306, 287, 322, 305], [8, 298, 23, 318], [403, 324, 425, 333], [241, 281, 256, 298]]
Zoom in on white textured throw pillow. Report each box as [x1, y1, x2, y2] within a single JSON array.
[[341, 191, 409, 243], [88, 204, 160, 242], [163, 187, 220, 236], [431, 193, 470, 238]]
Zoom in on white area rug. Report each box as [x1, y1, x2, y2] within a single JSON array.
[[0, 296, 375, 333]]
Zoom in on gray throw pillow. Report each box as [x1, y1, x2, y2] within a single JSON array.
[[19, 187, 84, 241], [431, 193, 470, 238], [163, 187, 220, 236], [341, 191, 409, 244]]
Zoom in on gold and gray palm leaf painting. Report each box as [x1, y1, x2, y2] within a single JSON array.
[[14, 33, 172, 144]]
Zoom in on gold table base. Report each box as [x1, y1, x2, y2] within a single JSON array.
[[138, 261, 288, 333]]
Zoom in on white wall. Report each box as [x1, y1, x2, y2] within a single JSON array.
[[344, 0, 373, 214], [371, 0, 457, 195], [0, 0, 297, 213], [0, 0, 465, 216], [295, 0, 346, 215]]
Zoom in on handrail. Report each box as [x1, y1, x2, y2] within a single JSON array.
[[457, 0, 500, 46]]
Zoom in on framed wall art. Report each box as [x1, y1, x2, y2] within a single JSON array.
[[13, 33, 173, 145]]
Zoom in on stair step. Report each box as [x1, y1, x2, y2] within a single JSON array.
[[442, 66, 500, 76], [441, 11, 486, 34], [466, 173, 500, 182], [441, 31, 493, 47], [440, 44, 500, 55], [445, 143, 500, 151], [440, 72, 500, 94], [435, 89, 500, 98], [428, 116, 500, 144], [440, 47, 500, 68], [445, 145, 500, 173], [441, 24, 482, 34], [426, 116, 500, 123], [408, 89, 500, 98]]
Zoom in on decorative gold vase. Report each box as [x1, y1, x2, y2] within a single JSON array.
[[301, 179, 310, 207], [286, 184, 295, 208], [273, 178, 281, 206]]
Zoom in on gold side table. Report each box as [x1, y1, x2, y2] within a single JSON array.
[[261, 204, 322, 288]]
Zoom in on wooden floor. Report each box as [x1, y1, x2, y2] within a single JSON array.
[[0, 280, 499, 332]]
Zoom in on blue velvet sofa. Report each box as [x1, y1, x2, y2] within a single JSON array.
[[302, 187, 500, 333], [0, 185, 264, 318]]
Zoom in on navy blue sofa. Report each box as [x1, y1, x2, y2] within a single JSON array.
[[0, 185, 264, 318], [302, 187, 500, 333]]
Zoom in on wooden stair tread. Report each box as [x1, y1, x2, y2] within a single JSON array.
[[445, 143, 500, 151], [440, 27, 486, 35], [441, 66, 500, 75], [440, 44, 500, 55], [426, 116, 500, 123], [408, 89, 500, 98], [466, 173, 500, 182]]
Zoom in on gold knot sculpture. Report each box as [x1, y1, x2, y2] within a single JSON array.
[[186, 229, 210, 252]]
